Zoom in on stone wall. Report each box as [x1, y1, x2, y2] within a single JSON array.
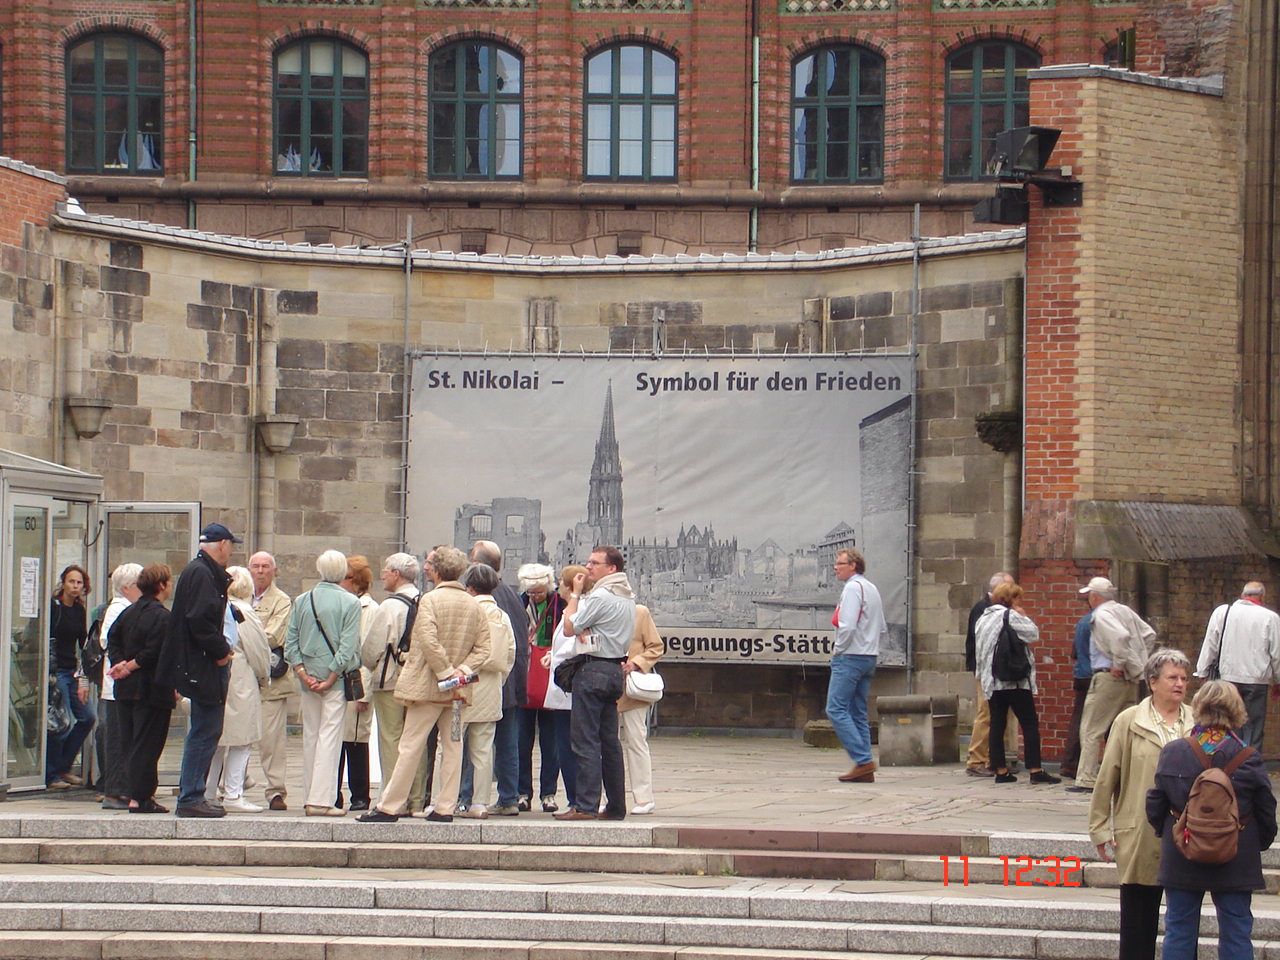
[[1, 162, 1026, 728]]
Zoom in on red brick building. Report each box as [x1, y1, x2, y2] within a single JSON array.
[[1, 0, 1137, 252]]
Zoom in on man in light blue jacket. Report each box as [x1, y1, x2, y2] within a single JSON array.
[[285, 549, 361, 816]]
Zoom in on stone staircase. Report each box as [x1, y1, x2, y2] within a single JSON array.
[[0, 814, 1277, 959]]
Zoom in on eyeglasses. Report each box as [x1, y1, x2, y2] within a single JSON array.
[[833, 561, 853, 567]]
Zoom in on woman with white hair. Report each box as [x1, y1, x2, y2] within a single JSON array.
[[285, 549, 362, 816], [98, 562, 143, 810], [206, 566, 271, 812], [517, 562, 563, 812]]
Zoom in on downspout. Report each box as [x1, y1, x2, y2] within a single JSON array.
[[398, 216, 413, 552], [748, 0, 760, 253], [906, 203, 922, 694], [248, 286, 260, 556], [187, 0, 198, 229]]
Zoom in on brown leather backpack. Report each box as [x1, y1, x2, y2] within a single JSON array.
[[1171, 738, 1256, 865]]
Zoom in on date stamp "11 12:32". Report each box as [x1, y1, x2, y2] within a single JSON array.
[[938, 855, 1084, 887]]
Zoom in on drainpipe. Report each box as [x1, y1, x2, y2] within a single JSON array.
[[187, 0, 198, 229], [906, 203, 922, 694], [248, 287, 260, 556], [398, 216, 413, 552], [748, 0, 760, 252]]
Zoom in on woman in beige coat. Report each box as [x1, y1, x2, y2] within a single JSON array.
[[1088, 648, 1193, 960], [617, 604, 664, 815], [457, 563, 516, 818], [207, 566, 271, 813]]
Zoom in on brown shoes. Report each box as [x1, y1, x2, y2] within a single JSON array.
[[553, 808, 597, 821], [268, 796, 287, 811], [838, 762, 877, 783]]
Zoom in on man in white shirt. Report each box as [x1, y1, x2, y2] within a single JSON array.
[[827, 548, 887, 784], [360, 552, 431, 813], [1196, 581, 1280, 748], [1069, 575, 1157, 792]]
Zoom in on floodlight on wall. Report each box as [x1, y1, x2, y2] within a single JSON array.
[[65, 397, 113, 439], [973, 125, 1083, 225], [254, 414, 300, 454]]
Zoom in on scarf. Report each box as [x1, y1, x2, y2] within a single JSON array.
[[1190, 724, 1243, 755], [590, 571, 634, 600]]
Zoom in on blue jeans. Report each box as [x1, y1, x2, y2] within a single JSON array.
[[178, 696, 225, 807], [46, 669, 96, 783], [492, 708, 520, 808], [826, 654, 877, 765], [1162, 888, 1253, 960], [518, 707, 559, 801]]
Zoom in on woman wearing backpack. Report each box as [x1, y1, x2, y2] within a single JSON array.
[[1147, 680, 1277, 960], [973, 582, 1060, 785]]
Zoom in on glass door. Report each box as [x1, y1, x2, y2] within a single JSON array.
[[94, 501, 200, 786], [5, 496, 52, 788]]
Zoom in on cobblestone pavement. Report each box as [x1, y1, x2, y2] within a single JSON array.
[[8, 732, 1094, 838]]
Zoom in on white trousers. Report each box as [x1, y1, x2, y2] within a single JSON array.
[[619, 707, 654, 806], [465, 720, 497, 808], [206, 744, 251, 802], [300, 684, 347, 808]]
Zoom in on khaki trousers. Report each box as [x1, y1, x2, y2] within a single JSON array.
[[372, 690, 429, 812], [965, 677, 1018, 769], [619, 707, 654, 806], [378, 701, 459, 816], [300, 684, 346, 809], [258, 698, 289, 801], [464, 720, 496, 808], [1074, 672, 1139, 786]]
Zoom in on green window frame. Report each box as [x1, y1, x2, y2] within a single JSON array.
[[274, 37, 369, 178], [429, 41, 523, 180], [944, 41, 1040, 181], [791, 44, 885, 184], [584, 44, 678, 182], [65, 34, 164, 175]]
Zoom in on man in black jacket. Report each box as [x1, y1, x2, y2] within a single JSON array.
[[159, 523, 238, 818]]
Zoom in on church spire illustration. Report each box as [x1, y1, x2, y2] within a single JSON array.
[[586, 382, 623, 545]]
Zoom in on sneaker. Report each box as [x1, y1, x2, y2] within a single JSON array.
[[1029, 771, 1062, 785], [175, 801, 226, 819], [994, 772, 1017, 784], [630, 801, 656, 816], [541, 796, 559, 813], [490, 804, 520, 816], [222, 796, 264, 813], [460, 805, 489, 819], [356, 809, 399, 823], [517, 796, 531, 812]]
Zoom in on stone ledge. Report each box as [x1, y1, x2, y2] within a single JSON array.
[[1028, 64, 1225, 97]]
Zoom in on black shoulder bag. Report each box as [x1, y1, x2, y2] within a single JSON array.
[[309, 593, 364, 702], [1205, 603, 1231, 681]]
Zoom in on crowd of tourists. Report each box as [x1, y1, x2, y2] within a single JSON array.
[[47, 527, 664, 823]]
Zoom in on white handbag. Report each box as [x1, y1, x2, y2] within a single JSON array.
[[625, 670, 664, 703]]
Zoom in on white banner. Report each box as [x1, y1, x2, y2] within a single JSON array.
[[407, 355, 911, 666]]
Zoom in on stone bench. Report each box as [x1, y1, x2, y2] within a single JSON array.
[[875, 694, 959, 766]]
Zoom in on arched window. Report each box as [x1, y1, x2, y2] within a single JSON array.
[[429, 41, 522, 180], [584, 43, 677, 182], [791, 44, 884, 184], [66, 34, 163, 174], [944, 41, 1040, 180], [274, 37, 368, 177]]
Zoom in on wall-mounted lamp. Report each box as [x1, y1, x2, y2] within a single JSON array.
[[975, 126, 1084, 225], [254, 414, 300, 454], [65, 397, 113, 439]]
